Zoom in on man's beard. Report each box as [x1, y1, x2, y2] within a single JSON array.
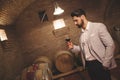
[[77, 20, 84, 28]]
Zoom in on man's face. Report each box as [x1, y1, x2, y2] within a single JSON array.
[[72, 16, 83, 28]]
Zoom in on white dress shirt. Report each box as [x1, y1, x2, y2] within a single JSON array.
[[81, 22, 96, 61]]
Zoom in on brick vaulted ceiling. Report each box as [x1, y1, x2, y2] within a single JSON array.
[[0, 0, 120, 26], [0, 0, 62, 26], [0, 0, 37, 26]]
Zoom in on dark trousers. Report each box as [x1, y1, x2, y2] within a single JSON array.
[[86, 60, 111, 80]]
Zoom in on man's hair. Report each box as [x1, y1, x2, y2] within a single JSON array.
[[71, 9, 86, 17]]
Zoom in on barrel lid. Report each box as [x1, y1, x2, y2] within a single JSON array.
[[55, 51, 73, 59], [55, 50, 75, 72]]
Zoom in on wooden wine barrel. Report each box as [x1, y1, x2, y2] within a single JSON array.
[[21, 56, 52, 80], [35, 63, 52, 80], [34, 56, 52, 69], [34, 56, 53, 80], [55, 51, 75, 72]]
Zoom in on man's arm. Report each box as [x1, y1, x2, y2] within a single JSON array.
[[99, 23, 115, 68]]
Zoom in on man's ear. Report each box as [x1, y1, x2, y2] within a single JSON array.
[[81, 15, 85, 19]]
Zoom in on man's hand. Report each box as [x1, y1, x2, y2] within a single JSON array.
[[67, 41, 74, 50], [103, 66, 109, 70]]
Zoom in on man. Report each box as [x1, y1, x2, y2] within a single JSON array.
[[67, 9, 117, 80]]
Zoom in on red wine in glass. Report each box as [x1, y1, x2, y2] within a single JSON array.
[[65, 38, 70, 42]]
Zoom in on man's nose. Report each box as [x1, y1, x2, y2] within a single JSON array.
[[74, 22, 77, 25]]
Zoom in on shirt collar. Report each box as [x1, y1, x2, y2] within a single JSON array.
[[81, 21, 90, 32]]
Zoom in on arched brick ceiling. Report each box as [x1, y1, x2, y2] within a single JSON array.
[[0, 0, 36, 26], [0, 0, 120, 26], [0, 0, 58, 26]]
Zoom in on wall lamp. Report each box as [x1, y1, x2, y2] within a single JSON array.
[[53, 2, 64, 15]]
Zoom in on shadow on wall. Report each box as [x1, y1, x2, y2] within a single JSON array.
[[114, 25, 120, 45], [113, 25, 120, 55]]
